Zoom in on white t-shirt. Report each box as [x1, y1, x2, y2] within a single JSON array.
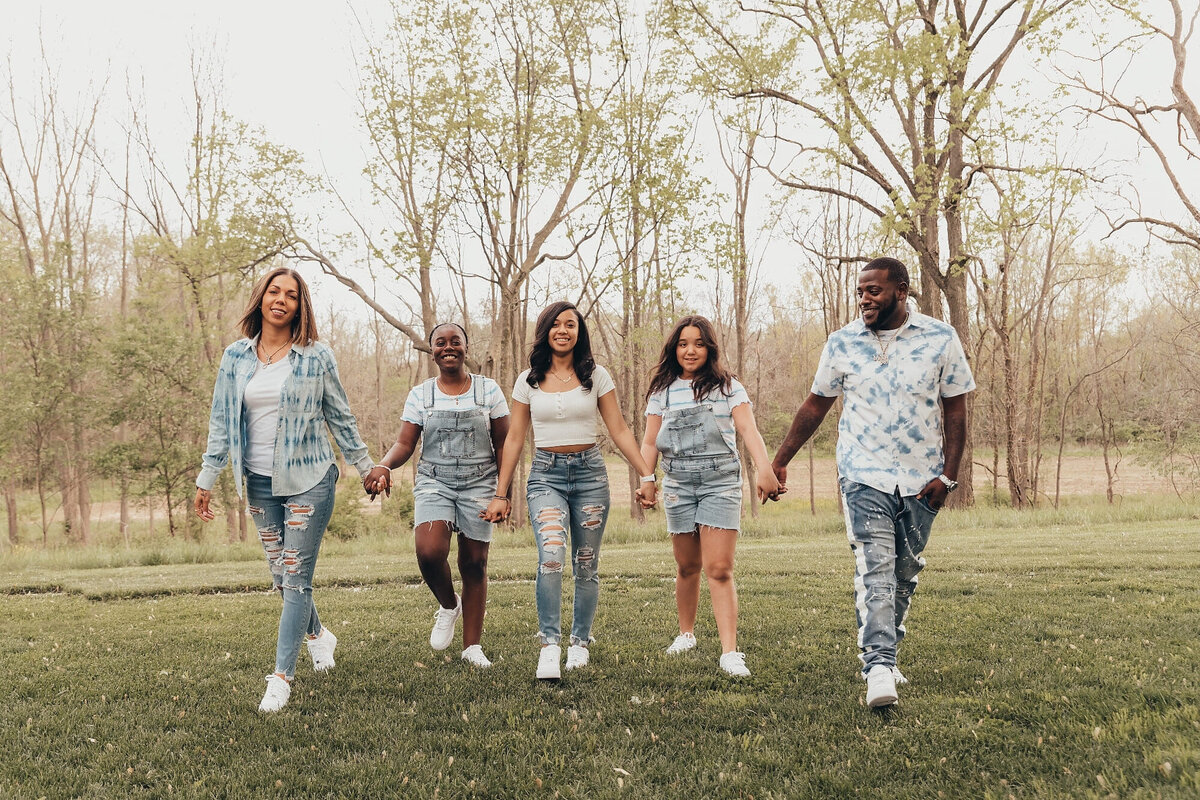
[[512, 365, 616, 448], [401, 375, 510, 427], [243, 358, 293, 476], [645, 377, 751, 453]]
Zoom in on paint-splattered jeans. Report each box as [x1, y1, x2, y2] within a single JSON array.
[[527, 446, 610, 646], [839, 478, 937, 677], [245, 464, 338, 678]]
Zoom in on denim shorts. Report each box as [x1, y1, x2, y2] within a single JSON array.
[[661, 455, 742, 534], [413, 462, 498, 543]]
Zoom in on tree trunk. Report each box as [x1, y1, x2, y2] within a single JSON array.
[[5, 479, 18, 545]]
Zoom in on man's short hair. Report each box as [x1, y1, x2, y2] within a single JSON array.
[[863, 257, 909, 288]]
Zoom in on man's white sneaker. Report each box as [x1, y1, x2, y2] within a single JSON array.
[[666, 632, 697, 655], [866, 664, 899, 708], [719, 651, 750, 677], [892, 666, 908, 685], [461, 644, 493, 669], [565, 644, 590, 671], [536, 645, 561, 680], [306, 628, 337, 672], [429, 595, 461, 651], [258, 674, 291, 712]]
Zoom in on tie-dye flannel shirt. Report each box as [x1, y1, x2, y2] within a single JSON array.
[[197, 338, 374, 498], [811, 309, 975, 496]]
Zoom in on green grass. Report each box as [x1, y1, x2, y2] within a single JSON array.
[[2, 504, 1198, 798]]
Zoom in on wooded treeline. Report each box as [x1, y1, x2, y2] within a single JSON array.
[[1, 0, 1198, 547]]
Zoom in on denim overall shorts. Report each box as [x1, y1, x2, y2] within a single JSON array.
[[656, 390, 742, 533], [413, 375, 498, 542]]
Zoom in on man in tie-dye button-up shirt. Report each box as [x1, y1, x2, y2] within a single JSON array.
[[772, 257, 974, 709]]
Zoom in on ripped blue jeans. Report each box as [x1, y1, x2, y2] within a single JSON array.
[[245, 465, 338, 678], [527, 447, 610, 646], [839, 478, 937, 677]]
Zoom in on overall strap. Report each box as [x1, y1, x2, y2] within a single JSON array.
[[471, 374, 486, 407], [422, 377, 437, 409]]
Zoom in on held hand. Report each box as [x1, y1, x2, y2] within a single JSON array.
[[915, 478, 948, 511], [194, 488, 215, 522], [482, 496, 511, 522], [636, 481, 657, 508], [757, 470, 782, 504], [363, 466, 392, 500], [771, 463, 788, 496]]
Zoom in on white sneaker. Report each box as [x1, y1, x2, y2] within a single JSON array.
[[892, 666, 908, 685], [461, 644, 492, 669], [429, 595, 461, 651], [666, 632, 697, 655], [565, 644, 590, 671], [865, 664, 899, 708], [719, 651, 750, 677], [258, 674, 291, 712], [536, 645, 561, 680], [306, 628, 337, 672]]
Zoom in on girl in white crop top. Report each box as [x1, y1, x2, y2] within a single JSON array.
[[483, 301, 657, 681]]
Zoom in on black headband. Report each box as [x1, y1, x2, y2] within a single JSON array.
[[428, 322, 468, 345]]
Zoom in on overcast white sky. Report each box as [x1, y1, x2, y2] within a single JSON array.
[[4, 1, 1195, 322]]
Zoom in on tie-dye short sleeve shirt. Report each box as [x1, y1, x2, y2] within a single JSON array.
[[811, 311, 975, 496]]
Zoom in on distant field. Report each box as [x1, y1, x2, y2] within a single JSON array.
[[4, 451, 1173, 552], [3, 506, 1197, 798]]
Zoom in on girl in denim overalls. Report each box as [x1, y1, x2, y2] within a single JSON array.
[[195, 268, 379, 712], [483, 301, 657, 681], [639, 316, 780, 677], [365, 323, 509, 668]]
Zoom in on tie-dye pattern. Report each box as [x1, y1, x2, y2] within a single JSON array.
[[810, 309, 975, 496], [197, 338, 373, 497]]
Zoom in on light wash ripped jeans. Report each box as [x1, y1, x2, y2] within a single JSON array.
[[839, 478, 938, 677], [527, 446, 610, 646], [245, 464, 338, 678]]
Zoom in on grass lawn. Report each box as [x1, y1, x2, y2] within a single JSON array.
[[2, 509, 1198, 798]]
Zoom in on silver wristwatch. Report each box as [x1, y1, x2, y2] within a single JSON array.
[[937, 474, 958, 492]]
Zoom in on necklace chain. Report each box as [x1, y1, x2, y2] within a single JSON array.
[[436, 375, 470, 398], [550, 369, 575, 384], [259, 340, 290, 365], [869, 312, 908, 365]]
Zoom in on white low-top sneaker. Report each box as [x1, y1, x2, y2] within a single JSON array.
[[461, 644, 493, 669], [719, 651, 750, 677], [565, 644, 590, 671], [865, 664, 899, 708], [306, 628, 337, 672], [258, 674, 291, 712], [666, 632, 697, 655], [536, 645, 561, 680], [430, 595, 461, 651]]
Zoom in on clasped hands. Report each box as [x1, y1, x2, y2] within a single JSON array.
[[363, 465, 393, 500]]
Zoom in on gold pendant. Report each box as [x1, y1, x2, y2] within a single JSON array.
[[874, 352, 888, 365]]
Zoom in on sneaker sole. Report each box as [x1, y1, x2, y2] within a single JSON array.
[[867, 693, 898, 708]]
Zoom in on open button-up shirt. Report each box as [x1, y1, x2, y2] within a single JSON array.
[[197, 338, 373, 498], [811, 307, 975, 496]]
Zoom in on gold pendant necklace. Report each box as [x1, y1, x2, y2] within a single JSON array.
[[437, 375, 470, 402]]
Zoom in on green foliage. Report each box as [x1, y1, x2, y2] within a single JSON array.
[[325, 478, 374, 542]]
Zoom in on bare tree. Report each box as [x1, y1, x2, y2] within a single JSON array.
[[1072, 0, 1200, 249]]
